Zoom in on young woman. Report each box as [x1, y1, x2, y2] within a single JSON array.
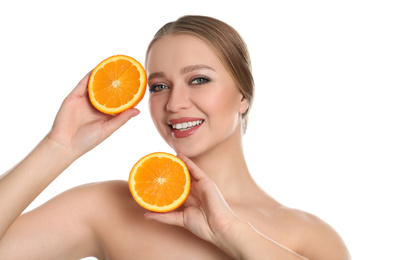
[[0, 15, 350, 259]]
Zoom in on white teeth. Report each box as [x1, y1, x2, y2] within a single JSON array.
[[171, 120, 203, 131]]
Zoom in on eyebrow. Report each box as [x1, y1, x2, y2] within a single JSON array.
[[148, 64, 215, 81], [148, 72, 165, 81], [180, 64, 216, 74]]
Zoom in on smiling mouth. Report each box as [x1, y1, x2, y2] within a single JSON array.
[[170, 120, 204, 131]]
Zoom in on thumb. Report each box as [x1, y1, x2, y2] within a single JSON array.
[[144, 211, 185, 228], [102, 108, 140, 136]]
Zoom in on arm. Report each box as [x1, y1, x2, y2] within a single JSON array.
[[145, 154, 350, 260], [0, 72, 139, 257]]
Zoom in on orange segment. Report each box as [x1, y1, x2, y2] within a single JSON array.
[[88, 55, 147, 114], [129, 152, 191, 212]]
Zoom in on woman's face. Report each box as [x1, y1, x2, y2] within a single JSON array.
[[146, 34, 248, 158]]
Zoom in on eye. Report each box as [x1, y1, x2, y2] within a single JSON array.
[[190, 77, 210, 85], [149, 84, 169, 93]]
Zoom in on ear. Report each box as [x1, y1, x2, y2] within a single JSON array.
[[239, 96, 249, 115]]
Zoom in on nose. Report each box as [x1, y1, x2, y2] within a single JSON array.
[[166, 85, 191, 112]]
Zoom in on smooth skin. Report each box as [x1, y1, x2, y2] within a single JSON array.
[[0, 34, 351, 259]]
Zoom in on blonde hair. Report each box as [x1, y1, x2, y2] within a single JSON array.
[[147, 15, 254, 133]]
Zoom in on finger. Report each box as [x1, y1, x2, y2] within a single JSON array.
[[102, 108, 140, 136], [177, 153, 207, 181], [177, 154, 231, 209], [70, 71, 92, 96], [144, 211, 185, 228]]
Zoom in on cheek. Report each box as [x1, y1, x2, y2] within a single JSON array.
[[148, 97, 156, 120], [148, 96, 164, 128], [198, 87, 241, 119]]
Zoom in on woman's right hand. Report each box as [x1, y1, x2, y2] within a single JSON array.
[[0, 71, 140, 255], [47, 72, 140, 160]]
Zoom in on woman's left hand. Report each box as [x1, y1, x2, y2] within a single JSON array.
[[144, 154, 312, 260], [144, 153, 240, 246]]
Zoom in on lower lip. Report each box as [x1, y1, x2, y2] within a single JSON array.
[[171, 123, 203, 138]]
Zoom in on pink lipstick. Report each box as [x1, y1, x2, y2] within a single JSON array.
[[168, 117, 204, 138]]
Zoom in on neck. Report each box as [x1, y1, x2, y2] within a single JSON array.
[[188, 129, 256, 202]]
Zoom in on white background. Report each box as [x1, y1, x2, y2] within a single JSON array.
[[0, 1, 394, 259]]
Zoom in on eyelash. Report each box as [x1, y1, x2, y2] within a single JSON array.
[[149, 84, 168, 93], [190, 76, 211, 85], [149, 76, 211, 93]]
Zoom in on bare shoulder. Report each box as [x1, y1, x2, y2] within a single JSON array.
[[0, 180, 134, 260], [74, 179, 130, 201], [276, 205, 351, 259], [50, 180, 132, 213], [66, 180, 141, 221], [45, 180, 139, 235], [72, 180, 153, 257], [76, 181, 231, 259]]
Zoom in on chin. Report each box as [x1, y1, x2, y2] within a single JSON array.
[[168, 141, 206, 159], [170, 146, 198, 158]]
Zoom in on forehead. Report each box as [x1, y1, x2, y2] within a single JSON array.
[[146, 34, 224, 75]]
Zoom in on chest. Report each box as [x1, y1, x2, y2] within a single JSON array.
[[100, 220, 232, 260], [94, 189, 301, 260]]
